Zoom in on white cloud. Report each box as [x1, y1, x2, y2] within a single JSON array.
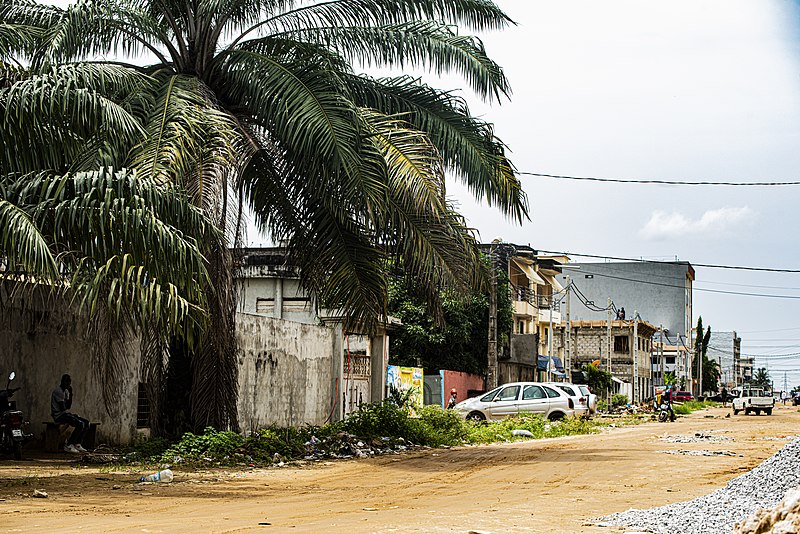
[[639, 207, 754, 241]]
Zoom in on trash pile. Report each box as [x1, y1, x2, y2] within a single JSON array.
[[300, 432, 413, 461], [659, 449, 739, 457]]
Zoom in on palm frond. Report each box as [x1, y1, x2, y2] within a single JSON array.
[[255, 21, 509, 101], [346, 74, 528, 222]]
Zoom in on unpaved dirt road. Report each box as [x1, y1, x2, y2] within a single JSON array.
[[1, 404, 798, 533]]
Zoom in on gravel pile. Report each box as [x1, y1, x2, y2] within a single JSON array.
[[660, 432, 733, 443], [601, 436, 800, 534]]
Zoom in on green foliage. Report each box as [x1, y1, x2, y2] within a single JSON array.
[[135, 402, 604, 467], [388, 275, 489, 373], [673, 400, 717, 415], [611, 394, 629, 407], [496, 269, 514, 359], [132, 436, 171, 459], [753, 367, 771, 388], [160, 427, 244, 464], [664, 371, 678, 386], [583, 364, 612, 393]]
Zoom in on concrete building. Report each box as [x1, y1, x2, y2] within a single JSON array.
[[556, 261, 695, 387], [496, 244, 567, 384], [651, 340, 689, 387], [707, 331, 741, 388], [553, 319, 657, 403]]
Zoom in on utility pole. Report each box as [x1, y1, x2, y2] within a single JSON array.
[[633, 311, 638, 404], [659, 325, 664, 386], [548, 295, 554, 381], [565, 275, 571, 381], [607, 297, 612, 405], [486, 246, 498, 390]]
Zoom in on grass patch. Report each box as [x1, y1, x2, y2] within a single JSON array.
[[674, 400, 718, 415]]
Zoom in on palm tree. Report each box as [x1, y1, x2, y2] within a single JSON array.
[[1, 0, 527, 431], [753, 367, 771, 388]]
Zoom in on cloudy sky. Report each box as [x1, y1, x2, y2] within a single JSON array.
[[440, 0, 800, 388]]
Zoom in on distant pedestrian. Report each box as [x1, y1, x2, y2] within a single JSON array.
[[721, 386, 728, 407], [782, 390, 789, 405], [617, 307, 626, 320], [447, 388, 458, 409]]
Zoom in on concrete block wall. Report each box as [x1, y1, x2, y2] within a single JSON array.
[[0, 301, 140, 445], [236, 313, 336, 433]]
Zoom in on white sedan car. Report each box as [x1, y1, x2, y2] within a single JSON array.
[[453, 382, 576, 422], [549, 383, 597, 417]]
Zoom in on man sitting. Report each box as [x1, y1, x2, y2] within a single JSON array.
[[51, 374, 89, 454]]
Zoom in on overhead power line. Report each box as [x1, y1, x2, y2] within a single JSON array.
[[520, 172, 800, 187], [540, 249, 800, 274], [568, 267, 800, 300]]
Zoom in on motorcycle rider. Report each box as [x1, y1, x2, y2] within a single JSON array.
[[50, 374, 89, 454], [663, 385, 676, 422]]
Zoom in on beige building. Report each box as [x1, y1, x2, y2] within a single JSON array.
[[553, 319, 658, 403]]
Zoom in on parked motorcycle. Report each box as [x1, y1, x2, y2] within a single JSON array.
[[656, 400, 675, 423], [0, 372, 28, 460]]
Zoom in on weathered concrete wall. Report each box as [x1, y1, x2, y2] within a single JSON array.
[[0, 297, 140, 445], [236, 313, 336, 432]]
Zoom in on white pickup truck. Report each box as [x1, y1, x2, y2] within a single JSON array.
[[732, 386, 774, 415]]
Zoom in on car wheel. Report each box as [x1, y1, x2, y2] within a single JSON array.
[[733, 409, 740, 415], [548, 412, 565, 421], [766, 408, 773, 415], [745, 409, 751, 415], [466, 411, 486, 422]]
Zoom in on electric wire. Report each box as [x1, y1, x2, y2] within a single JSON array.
[[520, 172, 800, 187], [564, 266, 800, 300], [542, 249, 800, 274]]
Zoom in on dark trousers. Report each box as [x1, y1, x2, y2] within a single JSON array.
[[55, 413, 89, 445]]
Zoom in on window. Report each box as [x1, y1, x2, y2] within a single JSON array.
[[136, 382, 150, 429], [578, 386, 590, 396], [614, 335, 629, 353], [667, 357, 676, 364], [255, 297, 274, 313], [557, 385, 576, 396], [542, 385, 561, 398], [518, 320, 526, 334], [522, 385, 546, 400], [497, 386, 520, 401], [481, 388, 501, 402]]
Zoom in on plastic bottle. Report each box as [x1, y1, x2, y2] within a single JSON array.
[[139, 469, 173, 483]]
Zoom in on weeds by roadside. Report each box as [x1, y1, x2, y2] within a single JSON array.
[[674, 400, 718, 415], [124, 403, 607, 468]]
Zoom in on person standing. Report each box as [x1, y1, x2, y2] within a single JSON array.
[[51, 374, 89, 454], [447, 388, 458, 409], [721, 386, 728, 407]]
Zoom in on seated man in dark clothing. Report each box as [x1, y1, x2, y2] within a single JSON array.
[[51, 374, 89, 454]]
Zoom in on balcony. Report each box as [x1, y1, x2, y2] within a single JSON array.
[[538, 308, 561, 324]]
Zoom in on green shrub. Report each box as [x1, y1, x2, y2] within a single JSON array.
[[160, 427, 244, 465], [132, 436, 171, 459], [611, 394, 629, 407], [416, 406, 470, 446]]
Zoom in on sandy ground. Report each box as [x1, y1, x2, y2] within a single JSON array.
[[1, 403, 798, 533]]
